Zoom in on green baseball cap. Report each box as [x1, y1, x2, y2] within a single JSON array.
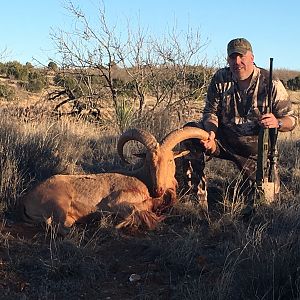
[[227, 38, 252, 56]]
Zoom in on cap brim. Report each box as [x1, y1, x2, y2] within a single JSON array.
[[227, 48, 247, 56]]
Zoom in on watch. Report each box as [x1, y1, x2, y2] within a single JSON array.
[[278, 120, 283, 129]]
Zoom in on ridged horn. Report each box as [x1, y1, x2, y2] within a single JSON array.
[[161, 126, 210, 150], [117, 128, 159, 163]]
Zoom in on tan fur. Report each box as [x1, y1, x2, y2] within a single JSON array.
[[19, 173, 163, 233], [19, 127, 210, 234], [117, 127, 209, 207]]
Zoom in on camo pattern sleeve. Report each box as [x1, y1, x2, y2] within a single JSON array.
[[202, 69, 226, 127]]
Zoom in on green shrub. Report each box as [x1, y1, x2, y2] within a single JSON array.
[[287, 75, 300, 91], [53, 73, 88, 98], [0, 62, 7, 75], [48, 61, 58, 71], [115, 98, 135, 133], [6, 61, 29, 81], [0, 83, 16, 101], [26, 71, 48, 92]]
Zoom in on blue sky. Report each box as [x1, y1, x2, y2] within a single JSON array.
[[1, 0, 299, 70]]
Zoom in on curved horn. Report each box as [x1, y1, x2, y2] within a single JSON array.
[[117, 128, 159, 163], [161, 126, 211, 150]]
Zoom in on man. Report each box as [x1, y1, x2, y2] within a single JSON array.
[[182, 38, 297, 212]]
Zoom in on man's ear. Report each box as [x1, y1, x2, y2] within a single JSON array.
[[173, 150, 190, 159]]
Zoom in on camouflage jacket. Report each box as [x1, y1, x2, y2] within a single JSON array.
[[202, 65, 296, 156]]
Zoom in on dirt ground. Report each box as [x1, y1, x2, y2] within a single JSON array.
[[0, 189, 224, 300], [0, 218, 210, 300], [0, 224, 165, 299]]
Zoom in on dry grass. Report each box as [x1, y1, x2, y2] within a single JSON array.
[[0, 103, 300, 299]]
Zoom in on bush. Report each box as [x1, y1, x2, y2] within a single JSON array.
[[26, 71, 48, 92], [48, 61, 58, 71], [287, 75, 300, 91], [53, 73, 88, 98], [0, 62, 7, 76], [0, 83, 16, 101], [6, 61, 29, 81]]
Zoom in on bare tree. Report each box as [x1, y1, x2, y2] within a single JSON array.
[[49, 1, 213, 132], [0, 47, 9, 61], [116, 23, 214, 120]]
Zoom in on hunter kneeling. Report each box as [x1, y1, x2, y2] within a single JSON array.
[[181, 38, 297, 215]]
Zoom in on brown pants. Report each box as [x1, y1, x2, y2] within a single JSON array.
[[181, 122, 280, 208]]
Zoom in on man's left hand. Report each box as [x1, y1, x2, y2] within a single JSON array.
[[259, 113, 280, 128]]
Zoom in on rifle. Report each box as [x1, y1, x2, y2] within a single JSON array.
[[255, 58, 279, 203]]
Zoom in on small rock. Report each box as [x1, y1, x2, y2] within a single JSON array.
[[129, 273, 141, 282]]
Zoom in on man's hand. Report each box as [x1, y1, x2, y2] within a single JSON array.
[[200, 131, 216, 152], [259, 113, 280, 129]]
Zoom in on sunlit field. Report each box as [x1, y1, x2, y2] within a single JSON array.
[[0, 92, 299, 299]]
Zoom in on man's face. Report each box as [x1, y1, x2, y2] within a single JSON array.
[[227, 50, 254, 80]]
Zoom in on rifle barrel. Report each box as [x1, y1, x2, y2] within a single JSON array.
[[268, 58, 273, 113]]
